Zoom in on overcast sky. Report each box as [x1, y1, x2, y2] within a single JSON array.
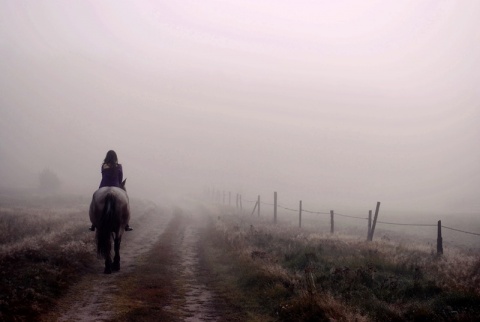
[[1, 0, 479, 214]]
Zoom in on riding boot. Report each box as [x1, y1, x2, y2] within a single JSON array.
[[89, 225, 96, 231], [125, 225, 133, 231]]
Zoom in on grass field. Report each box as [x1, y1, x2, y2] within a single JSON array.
[[200, 204, 480, 321], [0, 193, 95, 321]]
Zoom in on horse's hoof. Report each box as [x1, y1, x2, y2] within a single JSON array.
[[104, 269, 112, 274], [112, 264, 120, 271]]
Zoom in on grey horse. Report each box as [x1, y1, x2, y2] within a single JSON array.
[[89, 179, 130, 274]]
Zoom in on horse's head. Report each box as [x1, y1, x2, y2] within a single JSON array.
[[121, 178, 127, 191]]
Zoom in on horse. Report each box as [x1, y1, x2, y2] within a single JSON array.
[[89, 179, 130, 274]]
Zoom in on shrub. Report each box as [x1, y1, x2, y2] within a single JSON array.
[[38, 168, 61, 192]]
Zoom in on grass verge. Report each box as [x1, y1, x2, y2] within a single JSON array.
[[199, 205, 480, 321], [198, 210, 364, 321], [0, 208, 96, 321]]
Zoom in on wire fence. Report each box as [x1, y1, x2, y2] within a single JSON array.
[[377, 221, 436, 227], [441, 225, 480, 236], [214, 191, 480, 242], [335, 213, 368, 220]]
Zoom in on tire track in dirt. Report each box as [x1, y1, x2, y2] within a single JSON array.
[[119, 205, 230, 321], [41, 203, 171, 322], [167, 213, 223, 321]]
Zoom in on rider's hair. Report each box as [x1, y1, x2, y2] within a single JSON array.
[[103, 150, 118, 167]]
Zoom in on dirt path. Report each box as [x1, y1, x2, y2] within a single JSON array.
[[41, 203, 172, 322], [164, 212, 224, 321], [42, 203, 228, 321]]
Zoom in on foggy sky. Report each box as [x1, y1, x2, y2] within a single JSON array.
[[1, 1, 479, 214]]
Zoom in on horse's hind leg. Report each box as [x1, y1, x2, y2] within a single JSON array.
[[112, 237, 121, 272], [104, 256, 112, 274]]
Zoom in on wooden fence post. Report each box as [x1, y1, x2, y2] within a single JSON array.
[[274, 191, 277, 224], [240, 195, 242, 211], [299, 200, 302, 228], [257, 195, 260, 217], [367, 210, 372, 241], [251, 201, 258, 216], [437, 220, 443, 255], [235, 193, 238, 208], [330, 210, 334, 234], [369, 202, 381, 241]]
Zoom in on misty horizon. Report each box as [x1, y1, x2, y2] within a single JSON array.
[[1, 1, 479, 216]]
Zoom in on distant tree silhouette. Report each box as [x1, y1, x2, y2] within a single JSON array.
[[38, 168, 61, 192]]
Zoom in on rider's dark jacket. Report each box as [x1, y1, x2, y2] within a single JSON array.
[[99, 163, 123, 188]]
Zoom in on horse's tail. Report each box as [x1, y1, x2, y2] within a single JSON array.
[[97, 192, 116, 259]]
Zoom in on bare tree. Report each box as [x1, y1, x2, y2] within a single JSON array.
[[38, 168, 61, 192]]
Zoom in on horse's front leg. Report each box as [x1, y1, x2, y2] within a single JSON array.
[[112, 237, 121, 271]]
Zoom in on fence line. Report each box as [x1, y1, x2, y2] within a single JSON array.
[[277, 203, 298, 212], [263, 201, 480, 234], [441, 225, 480, 236], [335, 213, 368, 220], [377, 221, 436, 227], [210, 190, 480, 240], [243, 198, 256, 203], [261, 202, 275, 206]]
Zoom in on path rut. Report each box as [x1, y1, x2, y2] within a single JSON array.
[[166, 213, 223, 321]]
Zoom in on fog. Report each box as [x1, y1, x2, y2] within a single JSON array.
[[1, 1, 479, 215]]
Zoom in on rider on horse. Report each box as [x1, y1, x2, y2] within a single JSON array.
[[90, 150, 133, 232]]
